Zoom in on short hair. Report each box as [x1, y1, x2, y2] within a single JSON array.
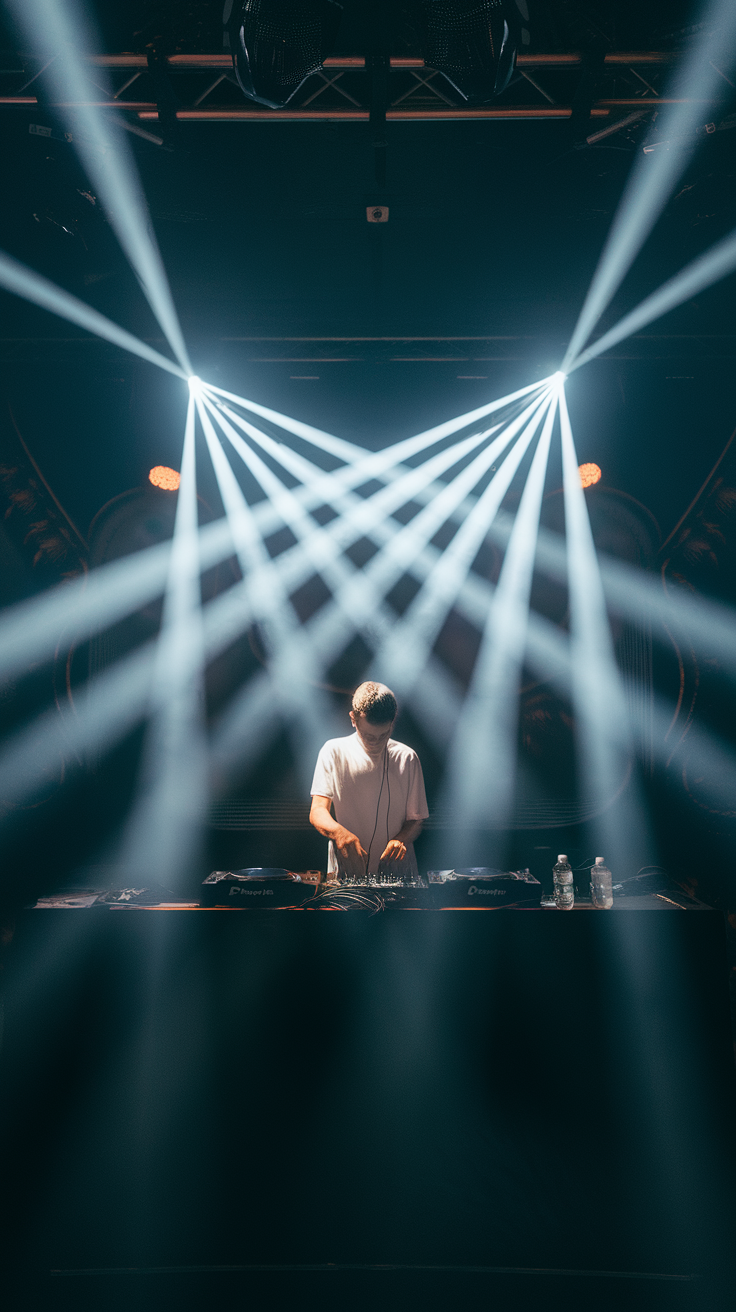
[[352, 681, 398, 725]]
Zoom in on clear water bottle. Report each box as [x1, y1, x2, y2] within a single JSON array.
[[553, 854, 574, 910], [590, 857, 613, 909]]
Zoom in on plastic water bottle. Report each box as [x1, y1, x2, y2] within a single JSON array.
[[553, 854, 574, 910], [590, 857, 613, 909]]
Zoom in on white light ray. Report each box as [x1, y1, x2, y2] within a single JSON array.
[[4, 471, 736, 835], [0, 561, 276, 812], [211, 392, 550, 666], [0, 517, 238, 689], [0, 641, 158, 811], [487, 513, 736, 686], [209, 545, 736, 835], [0, 249, 186, 378], [3, 359, 736, 839], [0, 378, 643, 818], [9, 0, 191, 373], [525, 612, 736, 829], [202, 394, 495, 752], [368, 393, 554, 700], [203, 376, 553, 469], [559, 387, 648, 867], [232, 398, 736, 696], [113, 394, 207, 886], [209, 395, 506, 564], [562, 0, 736, 371], [443, 391, 559, 847], [2, 393, 542, 804], [195, 394, 343, 781], [2, 369, 735, 790], [568, 225, 736, 371], [205, 393, 552, 767], [0, 381, 543, 687]]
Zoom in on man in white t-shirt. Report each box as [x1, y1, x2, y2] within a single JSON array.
[[310, 681, 429, 882]]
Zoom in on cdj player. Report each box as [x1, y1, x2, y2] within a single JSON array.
[[201, 869, 316, 908], [424, 868, 541, 908]]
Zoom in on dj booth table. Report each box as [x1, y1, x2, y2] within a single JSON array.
[[2, 905, 735, 1312]]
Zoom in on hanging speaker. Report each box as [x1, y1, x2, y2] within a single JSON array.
[[224, 0, 343, 110], [421, 0, 526, 102]]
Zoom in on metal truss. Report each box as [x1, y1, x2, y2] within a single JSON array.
[[0, 50, 727, 129]]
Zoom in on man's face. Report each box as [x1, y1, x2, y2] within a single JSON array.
[[350, 710, 394, 758]]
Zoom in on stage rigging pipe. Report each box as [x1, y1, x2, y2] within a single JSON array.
[[83, 52, 677, 70]]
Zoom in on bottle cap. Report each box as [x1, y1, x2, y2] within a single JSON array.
[[557, 854, 567, 862], [595, 857, 604, 864]]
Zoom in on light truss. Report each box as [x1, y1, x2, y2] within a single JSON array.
[[0, 47, 718, 126]]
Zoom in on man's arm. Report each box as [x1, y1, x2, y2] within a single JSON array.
[[309, 795, 368, 878]]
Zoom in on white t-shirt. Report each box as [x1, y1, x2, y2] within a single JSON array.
[[311, 733, 429, 877]]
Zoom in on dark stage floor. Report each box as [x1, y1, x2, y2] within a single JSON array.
[[1, 907, 734, 1311]]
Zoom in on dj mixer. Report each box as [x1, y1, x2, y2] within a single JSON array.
[[200, 867, 542, 909]]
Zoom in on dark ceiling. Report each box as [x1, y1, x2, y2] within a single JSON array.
[[0, 0, 734, 564]]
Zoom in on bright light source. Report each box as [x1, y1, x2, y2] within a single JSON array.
[[553, 371, 567, 383], [579, 462, 602, 489], [188, 375, 202, 395], [149, 465, 180, 491]]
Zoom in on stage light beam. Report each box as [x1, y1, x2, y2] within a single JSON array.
[[112, 393, 207, 887], [563, 0, 736, 371], [8, 0, 192, 374], [200, 391, 492, 756], [444, 390, 559, 851], [0, 250, 186, 378], [0, 379, 549, 688], [204, 390, 553, 765], [4, 369, 736, 841], [194, 393, 343, 781], [369, 392, 554, 702], [2, 376, 540, 807], [209, 395, 510, 578], [568, 225, 736, 372], [202, 376, 554, 470], [559, 386, 648, 868]]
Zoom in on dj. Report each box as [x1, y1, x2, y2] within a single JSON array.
[[309, 681, 429, 882]]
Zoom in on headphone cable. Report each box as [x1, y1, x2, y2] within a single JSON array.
[[366, 745, 388, 877]]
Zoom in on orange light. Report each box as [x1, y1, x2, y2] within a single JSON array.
[[148, 465, 180, 491], [578, 462, 601, 489]]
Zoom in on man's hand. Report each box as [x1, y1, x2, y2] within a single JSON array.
[[378, 820, 423, 873], [310, 797, 367, 878], [379, 839, 407, 864], [334, 826, 368, 879]]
